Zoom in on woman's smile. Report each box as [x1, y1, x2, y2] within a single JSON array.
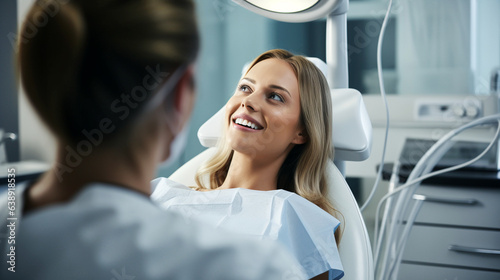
[[231, 114, 264, 131]]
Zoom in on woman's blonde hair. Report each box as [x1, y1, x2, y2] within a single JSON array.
[[196, 49, 343, 242], [18, 0, 198, 146]]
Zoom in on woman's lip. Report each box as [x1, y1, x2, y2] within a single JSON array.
[[231, 114, 264, 129], [231, 121, 261, 132]]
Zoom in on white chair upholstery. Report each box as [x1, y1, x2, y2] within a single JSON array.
[[325, 160, 374, 280], [169, 148, 374, 280]]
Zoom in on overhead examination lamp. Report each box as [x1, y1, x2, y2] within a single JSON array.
[[232, 0, 349, 89]]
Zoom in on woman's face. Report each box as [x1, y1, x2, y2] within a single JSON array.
[[225, 58, 306, 161]]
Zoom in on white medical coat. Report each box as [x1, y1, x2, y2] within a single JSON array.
[[151, 178, 344, 280], [0, 182, 306, 280]]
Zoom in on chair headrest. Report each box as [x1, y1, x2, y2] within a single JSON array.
[[198, 58, 372, 161]]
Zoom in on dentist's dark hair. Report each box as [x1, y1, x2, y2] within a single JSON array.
[[17, 0, 199, 146]]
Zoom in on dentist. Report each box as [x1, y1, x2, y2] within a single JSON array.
[[0, 0, 304, 279]]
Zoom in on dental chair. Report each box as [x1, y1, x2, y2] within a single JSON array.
[[169, 58, 374, 280]]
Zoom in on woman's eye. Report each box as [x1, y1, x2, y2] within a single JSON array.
[[269, 92, 284, 102], [239, 85, 251, 92]]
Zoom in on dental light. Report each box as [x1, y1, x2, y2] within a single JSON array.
[[232, 0, 343, 20]]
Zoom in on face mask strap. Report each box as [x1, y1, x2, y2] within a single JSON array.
[[134, 63, 189, 126]]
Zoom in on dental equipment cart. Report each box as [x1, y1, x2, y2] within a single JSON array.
[[381, 163, 500, 280]]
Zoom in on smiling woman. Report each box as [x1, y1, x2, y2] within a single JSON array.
[[198, 50, 337, 214], [152, 49, 344, 279]]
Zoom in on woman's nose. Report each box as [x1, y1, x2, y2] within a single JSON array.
[[241, 92, 260, 111]]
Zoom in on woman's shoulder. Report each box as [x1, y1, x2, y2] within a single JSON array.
[[271, 190, 333, 215], [232, 189, 340, 227], [150, 177, 194, 202], [151, 177, 190, 190], [274, 190, 340, 222]]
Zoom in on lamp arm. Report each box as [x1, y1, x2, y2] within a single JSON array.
[[326, 12, 349, 89]]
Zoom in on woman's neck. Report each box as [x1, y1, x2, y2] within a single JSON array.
[[218, 151, 286, 191]]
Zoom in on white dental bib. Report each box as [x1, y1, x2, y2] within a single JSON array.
[[151, 177, 344, 280]]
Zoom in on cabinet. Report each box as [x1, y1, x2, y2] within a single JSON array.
[[382, 165, 500, 279]]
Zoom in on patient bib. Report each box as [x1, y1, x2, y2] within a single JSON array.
[[151, 177, 344, 280]]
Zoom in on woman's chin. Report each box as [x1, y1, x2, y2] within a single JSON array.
[[228, 140, 262, 159]]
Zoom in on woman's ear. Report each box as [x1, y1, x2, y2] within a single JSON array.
[[292, 129, 307, 145]]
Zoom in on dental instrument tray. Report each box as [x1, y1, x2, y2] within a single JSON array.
[[380, 162, 500, 187], [378, 137, 500, 187], [399, 138, 499, 171]]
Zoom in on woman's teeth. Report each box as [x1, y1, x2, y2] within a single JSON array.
[[235, 118, 259, 130]]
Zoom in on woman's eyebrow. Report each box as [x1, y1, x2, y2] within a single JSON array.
[[242, 77, 291, 97], [242, 77, 256, 84], [269, 85, 291, 97]]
